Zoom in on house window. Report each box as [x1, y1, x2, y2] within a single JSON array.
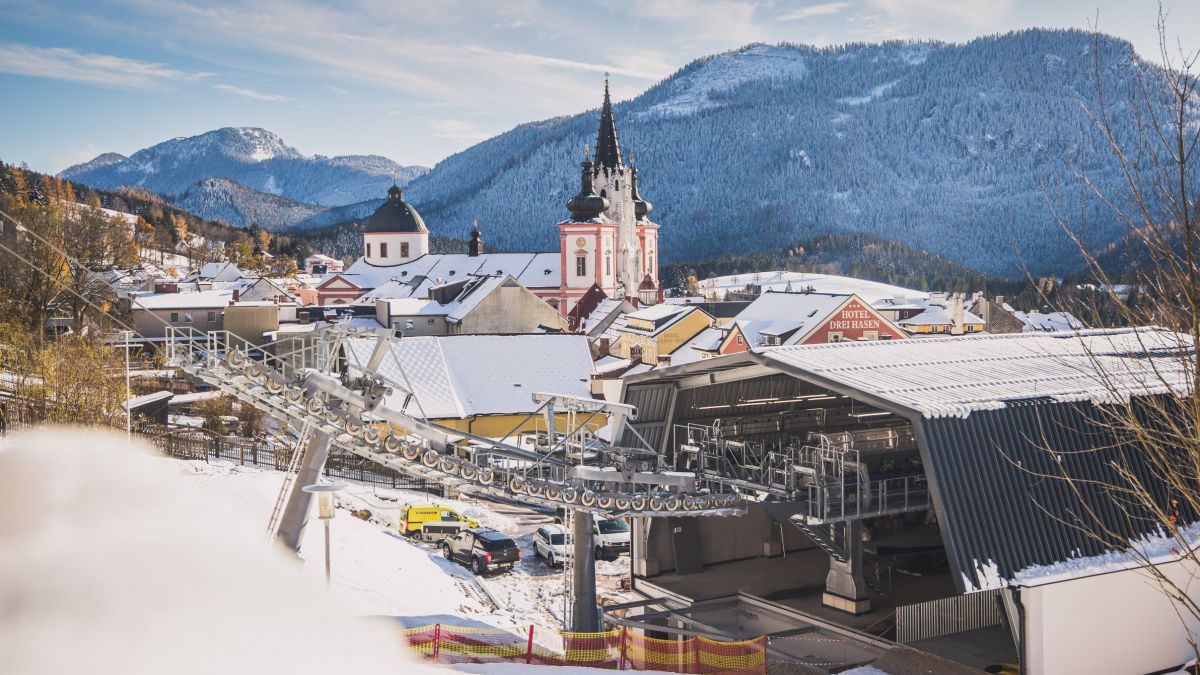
[[648, 253, 654, 274], [576, 255, 587, 276], [427, 318, 435, 325], [207, 311, 217, 323], [829, 332, 843, 343], [966, 324, 977, 333], [605, 255, 612, 275], [401, 242, 409, 257], [366, 243, 372, 257], [380, 242, 388, 258], [863, 331, 878, 341], [184, 312, 194, 324], [405, 320, 414, 330], [736, 334, 744, 345], [170, 312, 179, 323]]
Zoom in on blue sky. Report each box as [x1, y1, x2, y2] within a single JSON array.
[[1, 0, 1196, 174]]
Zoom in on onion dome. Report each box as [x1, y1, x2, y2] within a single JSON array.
[[630, 167, 653, 221], [468, 219, 483, 257], [566, 159, 609, 221], [638, 273, 657, 291], [363, 184, 427, 234]]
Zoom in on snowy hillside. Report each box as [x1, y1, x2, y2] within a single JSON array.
[[60, 127, 428, 222], [402, 30, 1156, 276]]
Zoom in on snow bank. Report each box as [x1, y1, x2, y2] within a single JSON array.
[[0, 428, 439, 675]]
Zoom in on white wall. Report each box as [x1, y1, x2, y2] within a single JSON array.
[[1022, 557, 1200, 674], [364, 232, 427, 265]]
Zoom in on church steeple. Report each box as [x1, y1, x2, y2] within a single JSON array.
[[594, 76, 623, 170]]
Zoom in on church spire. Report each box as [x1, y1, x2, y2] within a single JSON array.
[[594, 75, 623, 170]]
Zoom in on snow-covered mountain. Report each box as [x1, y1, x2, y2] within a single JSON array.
[[399, 30, 1158, 276], [60, 127, 427, 225]]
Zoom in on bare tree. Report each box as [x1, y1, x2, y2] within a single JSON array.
[[1035, 6, 1200, 652]]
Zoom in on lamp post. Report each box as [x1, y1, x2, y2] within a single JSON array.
[[301, 482, 346, 587], [123, 330, 132, 437]]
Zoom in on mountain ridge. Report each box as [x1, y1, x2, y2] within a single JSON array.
[[59, 127, 428, 227]]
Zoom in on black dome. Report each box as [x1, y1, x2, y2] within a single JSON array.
[[363, 185, 427, 234], [566, 160, 608, 221]]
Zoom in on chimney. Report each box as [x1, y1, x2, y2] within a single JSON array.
[[598, 337, 610, 357], [951, 294, 965, 335], [232, 289, 240, 302], [995, 294, 1005, 307]]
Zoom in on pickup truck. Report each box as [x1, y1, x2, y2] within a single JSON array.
[[442, 528, 521, 575]]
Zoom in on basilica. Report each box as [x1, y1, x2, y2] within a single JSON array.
[[315, 80, 663, 315]]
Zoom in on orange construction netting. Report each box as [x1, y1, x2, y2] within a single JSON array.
[[399, 624, 766, 674]]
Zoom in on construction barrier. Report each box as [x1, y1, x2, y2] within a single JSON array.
[[399, 624, 767, 674]]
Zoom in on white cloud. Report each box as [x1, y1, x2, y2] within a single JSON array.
[[212, 83, 288, 101], [869, 0, 1016, 27], [430, 119, 493, 144], [0, 42, 208, 89], [779, 2, 852, 21]]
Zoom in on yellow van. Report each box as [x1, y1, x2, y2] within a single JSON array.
[[400, 503, 479, 541]]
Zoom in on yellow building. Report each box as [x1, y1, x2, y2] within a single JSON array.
[[610, 304, 714, 364]]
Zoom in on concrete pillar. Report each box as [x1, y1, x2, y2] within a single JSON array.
[[277, 428, 332, 552], [822, 520, 871, 615], [571, 510, 599, 631]]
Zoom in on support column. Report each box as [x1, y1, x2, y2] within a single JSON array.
[[572, 510, 599, 631], [277, 429, 332, 552], [822, 521, 871, 615]]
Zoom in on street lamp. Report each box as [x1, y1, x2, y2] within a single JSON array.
[[301, 482, 346, 587]]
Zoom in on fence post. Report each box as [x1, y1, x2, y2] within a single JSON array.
[[525, 624, 534, 664], [618, 627, 627, 671], [691, 636, 700, 675], [433, 623, 441, 660]]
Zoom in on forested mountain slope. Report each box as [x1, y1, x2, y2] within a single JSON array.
[[402, 30, 1152, 276]]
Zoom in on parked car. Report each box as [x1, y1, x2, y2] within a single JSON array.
[[442, 528, 521, 575], [546, 514, 631, 561], [400, 503, 479, 542], [533, 524, 568, 567], [594, 517, 631, 559]]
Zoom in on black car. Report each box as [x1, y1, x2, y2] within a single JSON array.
[[442, 528, 521, 575]]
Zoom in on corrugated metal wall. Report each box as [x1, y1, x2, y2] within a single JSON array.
[[620, 382, 675, 450], [919, 397, 1189, 593]]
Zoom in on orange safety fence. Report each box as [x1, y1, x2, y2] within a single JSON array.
[[399, 624, 767, 674]]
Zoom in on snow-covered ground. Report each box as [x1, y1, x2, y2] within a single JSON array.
[[0, 429, 643, 675], [169, 458, 636, 650]]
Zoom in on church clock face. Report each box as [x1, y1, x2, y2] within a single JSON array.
[[575, 237, 587, 248]]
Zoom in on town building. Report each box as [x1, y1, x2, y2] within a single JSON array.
[[304, 253, 344, 275], [372, 274, 567, 336], [605, 304, 713, 365], [316, 80, 661, 315]]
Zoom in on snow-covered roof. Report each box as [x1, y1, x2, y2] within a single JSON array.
[[756, 327, 1193, 419], [727, 292, 851, 346], [896, 304, 984, 327], [344, 334, 596, 419], [698, 271, 926, 304], [121, 390, 173, 410], [1015, 310, 1083, 333], [581, 297, 625, 334], [627, 304, 684, 322], [131, 289, 234, 310], [327, 252, 562, 297]]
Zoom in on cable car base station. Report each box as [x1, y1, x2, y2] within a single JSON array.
[[614, 329, 1200, 674]]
